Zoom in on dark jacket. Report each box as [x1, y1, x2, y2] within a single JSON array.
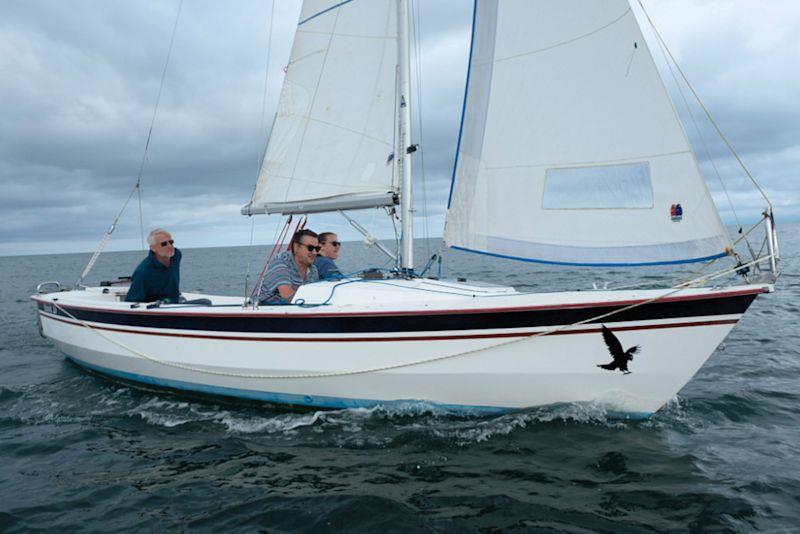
[[314, 255, 342, 280], [125, 249, 182, 302]]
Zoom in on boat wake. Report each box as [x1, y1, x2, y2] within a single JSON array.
[[2, 377, 688, 447], [124, 396, 636, 446]]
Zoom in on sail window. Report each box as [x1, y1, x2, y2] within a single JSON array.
[[542, 162, 653, 209]]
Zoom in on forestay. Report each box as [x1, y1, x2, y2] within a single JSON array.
[[444, 0, 732, 266], [243, 0, 398, 216]]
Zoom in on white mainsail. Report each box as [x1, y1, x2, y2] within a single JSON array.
[[444, 0, 732, 266], [243, 0, 399, 216]]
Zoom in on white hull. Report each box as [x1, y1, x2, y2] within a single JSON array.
[[33, 279, 769, 416]]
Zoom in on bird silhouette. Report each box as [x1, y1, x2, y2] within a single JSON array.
[[597, 325, 640, 374]]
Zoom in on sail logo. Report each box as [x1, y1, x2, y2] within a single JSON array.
[[670, 203, 683, 222]]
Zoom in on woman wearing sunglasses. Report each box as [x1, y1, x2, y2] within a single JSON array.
[[315, 232, 343, 280]]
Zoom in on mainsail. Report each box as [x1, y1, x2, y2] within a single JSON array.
[[444, 0, 733, 266], [243, 0, 399, 216]]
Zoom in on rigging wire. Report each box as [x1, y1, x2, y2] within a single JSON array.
[[76, 0, 183, 285], [135, 0, 185, 248], [244, 215, 258, 299], [390, 64, 402, 265], [637, 0, 762, 264], [76, 185, 140, 287], [244, 0, 277, 301], [649, 27, 761, 264], [636, 0, 772, 210], [137, 184, 145, 252], [250, 215, 293, 302], [652, 31, 743, 234], [411, 0, 431, 258], [609, 215, 769, 291]]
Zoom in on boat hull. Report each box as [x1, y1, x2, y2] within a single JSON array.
[[33, 281, 767, 416]]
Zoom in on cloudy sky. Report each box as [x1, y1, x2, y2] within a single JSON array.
[[1, 0, 798, 256]]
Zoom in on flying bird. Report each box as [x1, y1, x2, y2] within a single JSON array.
[[597, 325, 640, 374]]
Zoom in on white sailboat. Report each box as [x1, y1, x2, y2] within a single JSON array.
[[33, 0, 779, 417]]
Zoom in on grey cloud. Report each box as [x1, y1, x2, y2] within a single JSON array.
[[0, 0, 797, 257]]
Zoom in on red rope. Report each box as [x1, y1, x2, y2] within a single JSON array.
[[249, 215, 310, 300], [250, 215, 293, 299], [286, 216, 307, 251]]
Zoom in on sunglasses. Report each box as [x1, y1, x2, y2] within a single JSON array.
[[331, 241, 341, 247], [160, 240, 174, 247], [301, 244, 321, 252]]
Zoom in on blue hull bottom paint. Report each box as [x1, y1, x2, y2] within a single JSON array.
[[65, 357, 653, 420]]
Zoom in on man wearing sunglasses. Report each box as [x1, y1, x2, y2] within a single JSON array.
[[315, 232, 342, 280], [258, 229, 321, 305], [125, 228, 182, 303]]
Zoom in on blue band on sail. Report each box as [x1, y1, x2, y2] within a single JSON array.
[[451, 245, 728, 267], [299, 0, 355, 26]]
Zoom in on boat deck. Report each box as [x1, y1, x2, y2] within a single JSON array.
[[32, 278, 772, 317]]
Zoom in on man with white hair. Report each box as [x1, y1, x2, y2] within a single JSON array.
[[125, 228, 182, 302]]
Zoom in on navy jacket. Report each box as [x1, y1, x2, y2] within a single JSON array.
[[314, 255, 342, 280], [125, 249, 182, 302]]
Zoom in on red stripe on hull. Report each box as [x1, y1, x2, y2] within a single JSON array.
[[41, 312, 739, 343]]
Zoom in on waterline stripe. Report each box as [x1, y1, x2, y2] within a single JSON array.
[[67, 357, 511, 414]]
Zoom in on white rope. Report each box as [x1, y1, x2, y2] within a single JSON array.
[[49, 253, 773, 381], [610, 216, 769, 292]]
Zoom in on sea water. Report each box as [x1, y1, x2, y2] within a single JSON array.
[[1, 227, 798, 531]]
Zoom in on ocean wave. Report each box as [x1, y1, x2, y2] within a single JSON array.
[[207, 401, 631, 446]]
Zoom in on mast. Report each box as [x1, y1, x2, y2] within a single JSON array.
[[397, 0, 414, 272]]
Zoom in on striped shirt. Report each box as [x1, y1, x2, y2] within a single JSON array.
[[258, 251, 319, 305]]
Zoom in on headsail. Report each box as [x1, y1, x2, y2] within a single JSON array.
[[444, 0, 732, 266], [243, 0, 398, 216]]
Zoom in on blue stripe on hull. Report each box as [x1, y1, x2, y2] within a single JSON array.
[[64, 357, 653, 419], [66, 357, 509, 414]]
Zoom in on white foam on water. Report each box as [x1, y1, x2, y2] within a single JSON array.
[[135, 411, 193, 428], [219, 410, 325, 434]]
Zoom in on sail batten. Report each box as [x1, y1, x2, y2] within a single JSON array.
[[444, 0, 732, 266]]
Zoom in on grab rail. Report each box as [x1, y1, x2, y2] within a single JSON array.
[[36, 281, 62, 294]]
